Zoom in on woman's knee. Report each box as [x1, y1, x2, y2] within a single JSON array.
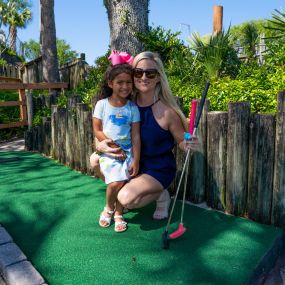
[[90, 152, 100, 168], [117, 188, 136, 209]]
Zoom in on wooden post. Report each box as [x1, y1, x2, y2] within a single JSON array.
[[272, 91, 285, 226], [188, 99, 209, 203], [207, 111, 228, 211], [226, 102, 250, 216], [66, 96, 81, 168], [26, 90, 33, 130], [248, 114, 275, 224], [77, 103, 88, 173], [42, 117, 51, 156], [51, 105, 59, 159], [213, 5, 223, 34], [24, 129, 33, 151], [84, 110, 94, 175], [57, 108, 67, 164], [18, 89, 27, 123], [32, 126, 39, 151]]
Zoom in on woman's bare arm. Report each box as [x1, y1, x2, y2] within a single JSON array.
[[131, 122, 141, 164]]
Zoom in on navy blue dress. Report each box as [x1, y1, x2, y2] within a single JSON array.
[[138, 101, 176, 188]]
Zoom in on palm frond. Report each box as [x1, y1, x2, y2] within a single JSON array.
[[265, 9, 285, 37]]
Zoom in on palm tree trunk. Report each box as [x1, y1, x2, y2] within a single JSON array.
[[9, 25, 17, 52], [40, 0, 60, 82], [104, 0, 149, 55]]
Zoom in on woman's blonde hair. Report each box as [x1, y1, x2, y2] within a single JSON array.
[[132, 51, 188, 130]]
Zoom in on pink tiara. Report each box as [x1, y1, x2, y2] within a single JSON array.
[[108, 50, 134, 66]]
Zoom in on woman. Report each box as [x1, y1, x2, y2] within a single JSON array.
[[93, 51, 195, 219]]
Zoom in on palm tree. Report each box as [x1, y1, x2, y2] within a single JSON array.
[[0, 0, 32, 52], [240, 23, 259, 61], [40, 0, 59, 82], [191, 29, 238, 80], [103, 0, 149, 55], [267, 9, 285, 38]]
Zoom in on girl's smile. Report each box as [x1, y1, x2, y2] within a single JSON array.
[[108, 72, 133, 105]]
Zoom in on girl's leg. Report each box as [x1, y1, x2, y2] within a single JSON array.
[[114, 200, 127, 232], [117, 174, 164, 209], [99, 181, 125, 227]]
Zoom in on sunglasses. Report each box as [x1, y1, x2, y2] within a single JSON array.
[[133, 68, 159, 79]]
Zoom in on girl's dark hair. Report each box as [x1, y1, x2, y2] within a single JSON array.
[[97, 63, 133, 100]]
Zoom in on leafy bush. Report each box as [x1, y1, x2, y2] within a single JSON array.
[[75, 52, 109, 106], [75, 25, 284, 116], [0, 91, 19, 123], [0, 91, 26, 142]]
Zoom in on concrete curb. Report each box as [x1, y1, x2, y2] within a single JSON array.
[[0, 225, 47, 285]]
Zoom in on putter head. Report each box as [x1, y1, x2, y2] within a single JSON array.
[[169, 223, 186, 239], [162, 231, 169, 249]]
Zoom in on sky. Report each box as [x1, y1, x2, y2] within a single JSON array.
[[3, 0, 285, 65]]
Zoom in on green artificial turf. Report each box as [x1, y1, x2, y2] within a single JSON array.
[[0, 151, 282, 285]]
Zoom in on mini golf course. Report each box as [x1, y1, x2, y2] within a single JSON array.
[[0, 151, 282, 285]]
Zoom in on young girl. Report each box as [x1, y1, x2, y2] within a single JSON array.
[[93, 56, 140, 233]]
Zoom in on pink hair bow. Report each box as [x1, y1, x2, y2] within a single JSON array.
[[108, 50, 134, 66]]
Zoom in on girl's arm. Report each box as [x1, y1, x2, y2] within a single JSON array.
[[93, 117, 108, 142], [93, 117, 126, 159]]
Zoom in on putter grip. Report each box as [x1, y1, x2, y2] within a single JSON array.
[[194, 82, 210, 129]]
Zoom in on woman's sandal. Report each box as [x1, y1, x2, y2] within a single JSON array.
[[114, 215, 128, 233], [153, 190, 171, 220], [99, 207, 115, 228]]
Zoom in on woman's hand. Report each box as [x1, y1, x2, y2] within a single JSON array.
[[179, 135, 201, 152], [96, 139, 126, 160]]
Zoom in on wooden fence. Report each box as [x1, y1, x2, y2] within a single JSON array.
[[0, 64, 21, 78], [0, 79, 68, 129], [21, 54, 89, 89], [24, 91, 285, 227]]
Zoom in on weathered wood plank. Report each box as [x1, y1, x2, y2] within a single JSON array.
[[188, 99, 209, 203], [226, 102, 250, 216], [58, 108, 67, 164], [32, 126, 39, 151], [0, 76, 21, 82], [18, 89, 27, 122], [248, 114, 275, 224], [206, 111, 228, 211], [0, 82, 68, 90], [26, 91, 33, 130], [0, 101, 25, 107], [0, 121, 27, 129], [42, 117, 51, 156], [24, 129, 33, 151], [25, 82, 68, 90], [66, 96, 81, 168], [83, 110, 94, 175], [77, 103, 88, 172], [272, 91, 285, 226], [51, 105, 59, 159]]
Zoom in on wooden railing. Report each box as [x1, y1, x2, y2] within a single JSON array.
[[0, 76, 68, 129]]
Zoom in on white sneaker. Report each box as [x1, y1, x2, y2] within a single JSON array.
[[153, 190, 171, 220]]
